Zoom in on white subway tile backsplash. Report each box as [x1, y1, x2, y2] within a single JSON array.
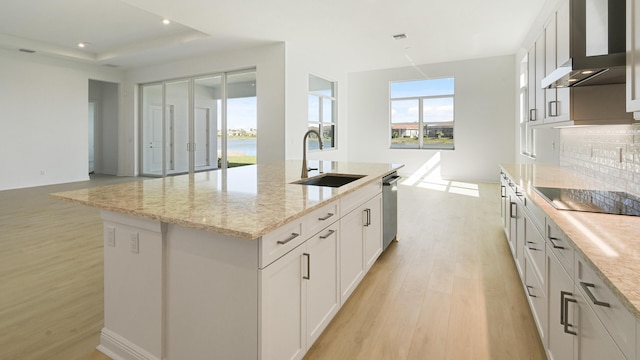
[[560, 124, 640, 196]]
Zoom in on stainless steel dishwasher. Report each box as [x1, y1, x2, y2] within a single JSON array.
[[382, 172, 399, 251]]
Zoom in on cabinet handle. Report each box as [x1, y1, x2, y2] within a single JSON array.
[[318, 213, 334, 221], [548, 100, 559, 117], [364, 208, 371, 226], [276, 232, 300, 245], [501, 185, 506, 198], [303, 253, 310, 280], [526, 285, 537, 298], [580, 282, 610, 308], [526, 241, 539, 251], [563, 293, 577, 336], [319, 229, 335, 239], [510, 202, 517, 218], [529, 108, 537, 122], [548, 236, 565, 249]]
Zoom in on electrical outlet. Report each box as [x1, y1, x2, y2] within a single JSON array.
[[130, 233, 139, 254], [106, 226, 116, 247]]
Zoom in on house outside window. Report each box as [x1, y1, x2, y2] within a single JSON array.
[[308, 74, 336, 150], [390, 77, 455, 150]]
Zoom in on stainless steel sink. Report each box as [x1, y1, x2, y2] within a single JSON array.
[[292, 173, 365, 188]]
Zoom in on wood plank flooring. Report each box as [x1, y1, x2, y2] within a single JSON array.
[[0, 175, 546, 360]]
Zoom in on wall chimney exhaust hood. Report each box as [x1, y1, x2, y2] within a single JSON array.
[[541, 0, 626, 89]]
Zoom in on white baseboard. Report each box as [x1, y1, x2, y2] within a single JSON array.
[[98, 328, 160, 360]]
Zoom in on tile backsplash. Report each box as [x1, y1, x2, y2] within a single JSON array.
[[560, 124, 640, 195]]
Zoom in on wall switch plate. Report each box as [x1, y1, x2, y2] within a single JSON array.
[[130, 233, 139, 254], [106, 226, 116, 247]]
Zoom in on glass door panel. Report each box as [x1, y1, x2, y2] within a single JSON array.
[[141, 84, 163, 176], [194, 76, 222, 171], [226, 71, 257, 167], [165, 80, 190, 175]]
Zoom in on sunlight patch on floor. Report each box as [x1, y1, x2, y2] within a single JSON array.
[[402, 153, 480, 198]]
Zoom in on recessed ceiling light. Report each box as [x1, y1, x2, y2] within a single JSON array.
[[393, 33, 407, 40], [78, 42, 90, 48], [162, 19, 171, 25]]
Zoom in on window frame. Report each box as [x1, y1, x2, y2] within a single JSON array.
[[308, 74, 337, 151], [389, 77, 455, 150]]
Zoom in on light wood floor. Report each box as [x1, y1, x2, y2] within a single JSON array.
[[0, 175, 545, 360]]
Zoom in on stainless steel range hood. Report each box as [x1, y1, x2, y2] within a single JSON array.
[[541, 0, 626, 89]]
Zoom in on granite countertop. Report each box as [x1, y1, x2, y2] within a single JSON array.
[[52, 161, 402, 240], [500, 163, 640, 320]]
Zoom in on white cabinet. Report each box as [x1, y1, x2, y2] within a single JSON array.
[[260, 244, 306, 360], [546, 247, 576, 360], [544, 1, 571, 124], [627, 0, 640, 112], [339, 192, 382, 302], [363, 194, 382, 272], [305, 226, 340, 345], [575, 289, 627, 360], [524, 253, 548, 348]]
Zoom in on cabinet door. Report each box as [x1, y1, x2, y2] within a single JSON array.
[[364, 194, 382, 271], [306, 225, 339, 346], [340, 208, 365, 303], [627, 0, 640, 111], [535, 32, 546, 120], [515, 198, 525, 277], [556, 0, 570, 68], [547, 249, 576, 360], [508, 194, 517, 257], [528, 44, 539, 123], [575, 290, 627, 360], [260, 244, 306, 360], [545, 14, 556, 77], [524, 254, 547, 348]]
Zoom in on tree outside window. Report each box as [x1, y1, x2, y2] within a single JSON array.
[[308, 74, 336, 150]]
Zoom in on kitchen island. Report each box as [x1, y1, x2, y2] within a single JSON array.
[[52, 160, 402, 360]]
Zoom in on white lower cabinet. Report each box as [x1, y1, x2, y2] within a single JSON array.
[[524, 253, 547, 348], [340, 193, 382, 303], [575, 289, 626, 360], [260, 222, 340, 360], [260, 244, 306, 360], [547, 247, 576, 360]]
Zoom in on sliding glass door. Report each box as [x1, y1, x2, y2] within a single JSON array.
[[140, 69, 256, 177]]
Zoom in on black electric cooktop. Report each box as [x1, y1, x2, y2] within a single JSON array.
[[533, 187, 640, 216]]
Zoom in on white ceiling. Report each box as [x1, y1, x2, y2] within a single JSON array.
[[0, 0, 547, 72]]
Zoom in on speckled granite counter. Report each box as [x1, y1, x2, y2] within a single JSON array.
[[52, 161, 402, 240], [500, 163, 640, 320]]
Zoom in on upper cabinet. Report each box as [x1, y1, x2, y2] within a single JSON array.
[[526, 0, 633, 127], [627, 0, 640, 113]]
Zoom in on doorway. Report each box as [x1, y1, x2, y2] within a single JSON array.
[[88, 79, 119, 176]]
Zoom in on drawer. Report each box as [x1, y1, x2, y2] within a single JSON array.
[[524, 217, 546, 291], [259, 220, 305, 268], [576, 255, 636, 360], [546, 221, 574, 276], [523, 192, 546, 236], [340, 181, 381, 215], [306, 200, 340, 237], [524, 254, 547, 347]]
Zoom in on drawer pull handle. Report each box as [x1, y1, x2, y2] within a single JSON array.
[[364, 209, 371, 226], [580, 282, 610, 308], [562, 292, 577, 336], [277, 233, 300, 245], [510, 202, 517, 218], [318, 213, 334, 221], [548, 236, 565, 249], [526, 241, 539, 251], [526, 285, 536, 298], [501, 185, 506, 198], [319, 229, 335, 239]]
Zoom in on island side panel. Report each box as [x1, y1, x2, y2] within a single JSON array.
[[165, 224, 259, 360], [100, 211, 166, 360]]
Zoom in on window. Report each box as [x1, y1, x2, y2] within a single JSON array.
[[308, 74, 336, 150], [390, 77, 455, 150]]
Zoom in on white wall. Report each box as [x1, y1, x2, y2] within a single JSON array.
[[0, 49, 123, 191], [347, 55, 516, 183], [122, 43, 286, 176], [284, 43, 350, 162]]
